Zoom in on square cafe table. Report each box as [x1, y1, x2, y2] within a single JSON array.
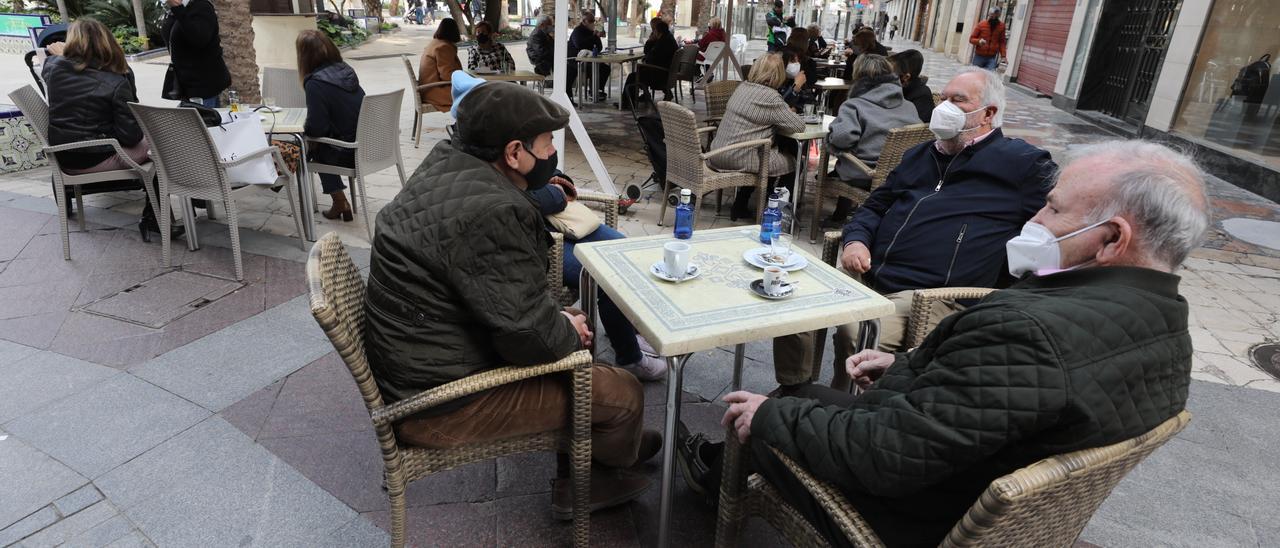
[[254, 107, 319, 241], [574, 226, 893, 547]]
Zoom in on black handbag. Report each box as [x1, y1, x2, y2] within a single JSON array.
[[178, 100, 223, 127], [160, 24, 184, 100]]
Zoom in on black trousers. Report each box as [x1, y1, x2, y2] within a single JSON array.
[[749, 383, 858, 548], [566, 61, 611, 93]]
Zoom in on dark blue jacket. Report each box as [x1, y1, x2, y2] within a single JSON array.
[[842, 129, 1055, 295], [303, 62, 365, 167]]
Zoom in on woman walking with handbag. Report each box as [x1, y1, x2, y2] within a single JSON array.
[[161, 0, 231, 107]]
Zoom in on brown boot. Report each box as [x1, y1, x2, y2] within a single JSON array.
[[322, 190, 353, 222], [550, 466, 652, 520], [635, 429, 663, 465]]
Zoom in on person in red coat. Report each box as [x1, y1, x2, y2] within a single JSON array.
[[968, 7, 1006, 69], [688, 17, 727, 61]]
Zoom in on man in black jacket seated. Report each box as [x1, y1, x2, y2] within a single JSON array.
[[161, 0, 230, 107], [527, 15, 555, 77], [697, 140, 1209, 547], [566, 10, 609, 100], [773, 68, 1056, 390]]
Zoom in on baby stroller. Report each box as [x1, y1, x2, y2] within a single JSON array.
[[626, 83, 668, 207]]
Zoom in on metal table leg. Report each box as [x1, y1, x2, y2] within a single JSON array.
[[791, 138, 811, 232], [579, 269, 600, 360], [294, 133, 317, 241], [732, 343, 745, 391], [657, 353, 692, 548], [181, 197, 200, 251]]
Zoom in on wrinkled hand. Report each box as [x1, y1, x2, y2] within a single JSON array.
[[845, 349, 895, 389], [45, 42, 66, 56], [978, 38, 987, 46], [550, 175, 577, 200], [844, 48, 853, 57], [840, 241, 872, 273], [721, 391, 769, 443], [561, 310, 593, 348], [793, 70, 807, 89]]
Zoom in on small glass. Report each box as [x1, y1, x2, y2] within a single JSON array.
[[228, 90, 241, 113], [770, 233, 793, 264], [263, 96, 277, 110]]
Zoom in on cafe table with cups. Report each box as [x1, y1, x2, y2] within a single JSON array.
[[574, 225, 893, 547]]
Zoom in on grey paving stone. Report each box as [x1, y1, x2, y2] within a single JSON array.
[[95, 417, 359, 546], [361, 501, 498, 547], [496, 452, 557, 499], [19, 499, 117, 547], [217, 380, 284, 440], [46, 312, 163, 369], [0, 434, 86, 531], [317, 515, 389, 547], [0, 277, 82, 322], [492, 493, 640, 547], [0, 350, 119, 424], [0, 505, 58, 547], [129, 297, 332, 412], [0, 339, 38, 367], [0, 204, 48, 262], [102, 531, 156, 548], [53, 484, 105, 517], [59, 513, 136, 548], [189, 222, 311, 265], [0, 309, 70, 349], [255, 353, 371, 439], [4, 374, 210, 478]]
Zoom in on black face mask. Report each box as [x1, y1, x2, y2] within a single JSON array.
[[521, 144, 557, 191], [477, 33, 491, 44]]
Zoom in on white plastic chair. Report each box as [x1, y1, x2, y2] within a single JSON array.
[[261, 67, 308, 108], [731, 34, 747, 59], [700, 41, 726, 69], [129, 103, 306, 281], [305, 89, 408, 240], [8, 85, 156, 261]]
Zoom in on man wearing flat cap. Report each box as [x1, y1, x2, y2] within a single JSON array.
[[364, 73, 660, 518]]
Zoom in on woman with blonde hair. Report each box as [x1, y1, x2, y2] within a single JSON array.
[[823, 53, 920, 225], [708, 53, 806, 220], [42, 18, 180, 241]]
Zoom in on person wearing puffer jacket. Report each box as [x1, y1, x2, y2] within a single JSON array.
[[823, 53, 922, 225]]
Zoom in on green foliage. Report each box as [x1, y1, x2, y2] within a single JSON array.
[[317, 16, 370, 48], [379, 21, 397, 31], [30, 0, 165, 47], [111, 24, 145, 53]]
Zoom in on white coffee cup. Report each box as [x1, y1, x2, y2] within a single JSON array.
[[663, 241, 692, 281], [763, 266, 792, 296]]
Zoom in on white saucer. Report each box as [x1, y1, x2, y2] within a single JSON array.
[[743, 247, 808, 271], [650, 261, 700, 282], [750, 279, 795, 300], [803, 115, 822, 124]]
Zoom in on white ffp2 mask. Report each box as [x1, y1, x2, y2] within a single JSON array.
[[929, 100, 985, 140], [1006, 220, 1109, 277], [786, 62, 801, 78]]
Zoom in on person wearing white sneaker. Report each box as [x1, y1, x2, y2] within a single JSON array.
[[529, 171, 669, 381]]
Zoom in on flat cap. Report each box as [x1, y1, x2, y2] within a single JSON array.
[[452, 74, 569, 148]]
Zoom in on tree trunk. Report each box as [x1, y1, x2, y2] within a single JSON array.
[[14, 0, 25, 13], [389, 0, 399, 16], [444, 0, 473, 36], [694, 0, 713, 30], [628, 0, 644, 27], [213, 0, 261, 103], [540, 0, 553, 19], [364, 0, 384, 27], [55, 0, 68, 21], [484, 0, 506, 30], [658, 0, 676, 22], [132, 0, 150, 49]]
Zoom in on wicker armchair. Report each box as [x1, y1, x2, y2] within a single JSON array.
[[261, 67, 308, 108], [705, 79, 741, 126], [306, 89, 409, 240], [715, 410, 1192, 547], [809, 123, 934, 243], [656, 101, 770, 226], [546, 191, 619, 306], [306, 232, 594, 547], [129, 103, 306, 281], [403, 55, 450, 148], [9, 85, 154, 261]]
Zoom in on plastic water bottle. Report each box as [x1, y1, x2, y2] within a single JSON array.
[[759, 193, 781, 244], [674, 189, 694, 239]]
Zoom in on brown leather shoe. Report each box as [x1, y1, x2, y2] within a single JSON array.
[[636, 429, 663, 465], [550, 467, 651, 520]]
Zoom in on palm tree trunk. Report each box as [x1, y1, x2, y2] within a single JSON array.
[[213, 0, 262, 103], [55, 0, 69, 21], [485, 0, 506, 30], [540, 0, 553, 19], [132, 0, 150, 49], [364, 0, 383, 27], [444, 0, 474, 36], [658, 0, 675, 22]]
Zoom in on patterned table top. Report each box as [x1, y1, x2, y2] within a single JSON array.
[[576, 52, 645, 64], [219, 108, 308, 134], [575, 226, 893, 356]]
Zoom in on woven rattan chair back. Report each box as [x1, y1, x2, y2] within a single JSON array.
[[656, 101, 705, 187], [129, 103, 230, 202], [354, 89, 406, 174], [10, 85, 51, 145], [871, 123, 934, 189], [262, 67, 308, 108], [306, 233, 382, 414], [706, 79, 740, 120], [943, 410, 1192, 547]]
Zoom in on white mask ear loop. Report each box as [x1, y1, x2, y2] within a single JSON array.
[[1054, 218, 1110, 243]]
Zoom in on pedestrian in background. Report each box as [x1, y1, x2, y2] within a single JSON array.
[[161, 0, 230, 107], [969, 7, 1006, 70]]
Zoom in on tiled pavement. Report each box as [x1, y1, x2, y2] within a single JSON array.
[[2, 23, 1280, 547]]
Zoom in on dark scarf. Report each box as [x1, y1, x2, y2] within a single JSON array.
[[849, 73, 901, 99]]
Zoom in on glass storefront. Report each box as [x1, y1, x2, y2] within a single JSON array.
[[1172, 0, 1280, 170]]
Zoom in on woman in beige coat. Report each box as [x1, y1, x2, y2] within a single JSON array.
[[418, 18, 462, 110], [707, 53, 806, 220]]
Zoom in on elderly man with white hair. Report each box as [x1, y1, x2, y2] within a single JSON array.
[[685, 139, 1209, 547], [764, 67, 1057, 392]]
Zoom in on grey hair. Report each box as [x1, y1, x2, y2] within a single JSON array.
[[1071, 140, 1211, 269], [955, 66, 1005, 127]]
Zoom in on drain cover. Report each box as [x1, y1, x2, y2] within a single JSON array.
[[80, 270, 245, 328], [1252, 343, 1280, 380]]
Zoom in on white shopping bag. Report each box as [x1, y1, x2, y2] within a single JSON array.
[[208, 113, 278, 185]]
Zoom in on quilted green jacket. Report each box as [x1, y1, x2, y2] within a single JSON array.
[[363, 141, 580, 411], [753, 266, 1192, 546]]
